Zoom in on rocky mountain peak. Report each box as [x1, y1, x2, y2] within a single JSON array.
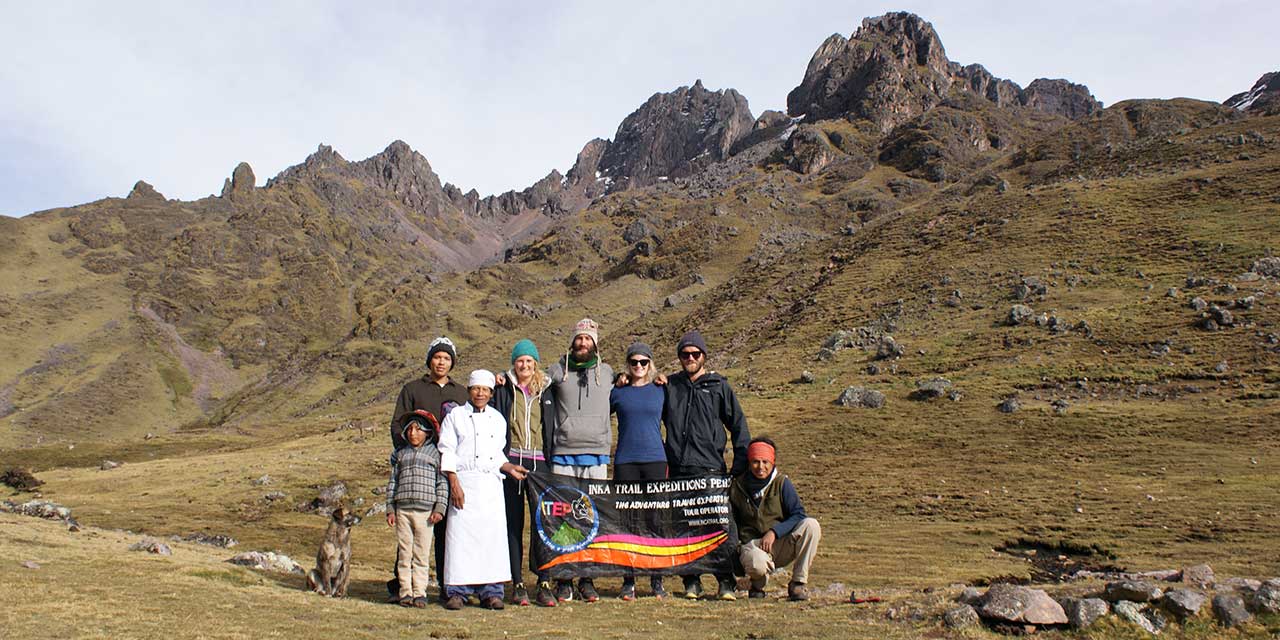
[[597, 80, 754, 191], [126, 180, 164, 202], [352, 140, 445, 211], [787, 12, 1100, 132], [1225, 71, 1280, 115], [220, 162, 256, 200]]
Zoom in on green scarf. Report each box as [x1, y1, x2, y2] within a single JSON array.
[[567, 353, 598, 370]]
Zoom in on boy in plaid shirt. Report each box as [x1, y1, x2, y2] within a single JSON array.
[[386, 409, 449, 606]]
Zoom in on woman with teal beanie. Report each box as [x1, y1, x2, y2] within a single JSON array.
[[491, 339, 557, 606]]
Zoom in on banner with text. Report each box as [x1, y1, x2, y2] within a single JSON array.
[[524, 471, 737, 579]]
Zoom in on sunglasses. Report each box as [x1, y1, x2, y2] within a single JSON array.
[[628, 358, 651, 367], [678, 350, 704, 361]]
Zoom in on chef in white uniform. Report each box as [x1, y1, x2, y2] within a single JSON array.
[[438, 369, 528, 610]]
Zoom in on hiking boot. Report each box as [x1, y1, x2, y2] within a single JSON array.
[[749, 577, 767, 599], [619, 581, 636, 601], [788, 582, 809, 602], [683, 577, 703, 600], [482, 595, 505, 610], [554, 580, 574, 602], [511, 583, 530, 606], [578, 578, 599, 602], [535, 582, 558, 607], [650, 576, 668, 599], [717, 577, 738, 601], [443, 595, 464, 610], [412, 596, 429, 608]]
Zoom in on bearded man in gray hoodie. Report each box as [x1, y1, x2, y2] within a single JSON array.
[[544, 317, 614, 603]]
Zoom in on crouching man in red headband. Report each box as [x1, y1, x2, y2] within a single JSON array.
[[728, 437, 822, 601]]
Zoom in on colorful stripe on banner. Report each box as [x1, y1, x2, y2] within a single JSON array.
[[538, 531, 728, 570]]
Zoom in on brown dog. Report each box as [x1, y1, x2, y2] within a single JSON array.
[[306, 507, 361, 597]]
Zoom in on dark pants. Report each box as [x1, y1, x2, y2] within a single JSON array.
[[615, 461, 669, 588], [670, 465, 732, 584], [504, 474, 546, 585]]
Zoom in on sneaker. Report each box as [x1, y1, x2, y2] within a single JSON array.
[[412, 596, 429, 608], [512, 583, 530, 606], [535, 582, 558, 607], [443, 595, 464, 610], [683, 577, 703, 600], [554, 580, 574, 602], [788, 582, 809, 602], [718, 577, 738, 601], [619, 582, 636, 601], [650, 577, 668, 599], [482, 595, 505, 610], [578, 579, 599, 603]]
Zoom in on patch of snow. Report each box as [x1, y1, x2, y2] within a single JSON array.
[[594, 170, 601, 179], [778, 123, 799, 141], [1230, 85, 1265, 111], [657, 176, 669, 181]]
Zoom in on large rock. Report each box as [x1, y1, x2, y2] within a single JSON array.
[[129, 537, 173, 556], [1162, 588, 1207, 619], [1252, 255, 1280, 278], [228, 551, 305, 575], [977, 583, 1068, 625], [597, 80, 754, 190], [1114, 601, 1156, 634], [1104, 580, 1164, 603], [1064, 597, 1109, 629], [910, 377, 952, 401], [1212, 593, 1252, 627], [785, 12, 1099, 132], [786, 125, 840, 174], [834, 386, 885, 409], [1180, 563, 1215, 588], [943, 604, 980, 629], [126, 180, 165, 202], [1251, 579, 1280, 614], [1006, 304, 1035, 326], [221, 162, 256, 200]]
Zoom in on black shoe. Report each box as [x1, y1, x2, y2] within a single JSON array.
[[512, 583, 530, 606], [619, 582, 636, 601], [788, 582, 809, 601], [578, 579, 599, 602], [651, 576, 668, 599], [683, 577, 703, 600], [718, 577, 738, 601], [555, 580, 574, 602], [535, 581, 558, 607]]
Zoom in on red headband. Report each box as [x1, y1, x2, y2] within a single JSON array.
[[747, 441, 775, 463]]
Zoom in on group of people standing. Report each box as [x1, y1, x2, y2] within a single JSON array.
[[382, 319, 821, 610]]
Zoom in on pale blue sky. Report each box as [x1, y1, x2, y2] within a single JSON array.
[[2, 0, 1276, 217]]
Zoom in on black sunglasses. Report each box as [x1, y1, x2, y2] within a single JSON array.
[[628, 358, 651, 367], [678, 350, 704, 360]]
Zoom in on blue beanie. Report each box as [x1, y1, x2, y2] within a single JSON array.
[[511, 339, 540, 363]]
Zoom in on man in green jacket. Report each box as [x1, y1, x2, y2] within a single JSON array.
[[729, 437, 821, 602]]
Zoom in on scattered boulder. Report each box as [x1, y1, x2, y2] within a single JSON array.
[[1214, 361, 1229, 374], [302, 482, 348, 515], [1212, 593, 1252, 627], [910, 377, 952, 401], [1051, 398, 1070, 414], [1162, 588, 1207, 619], [228, 551, 305, 575], [997, 397, 1020, 413], [1, 499, 72, 520], [978, 583, 1068, 625], [21, 560, 40, 570], [874, 336, 905, 360], [1250, 579, 1280, 614], [1064, 597, 1109, 629], [1105, 580, 1164, 603], [1219, 577, 1261, 592], [1189, 297, 1208, 311], [251, 475, 273, 486], [1200, 305, 1234, 330], [943, 604, 980, 629], [799, 371, 816, 384], [264, 491, 287, 502], [100, 460, 121, 471], [663, 294, 685, 308], [1180, 564, 1215, 588], [835, 386, 885, 409], [182, 533, 238, 549], [957, 586, 983, 606], [1113, 601, 1157, 634], [365, 503, 388, 518], [1, 468, 43, 491], [1165, 287, 1179, 298], [129, 537, 173, 556], [1252, 256, 1280, 278], [1006, 304, 1035, 326]]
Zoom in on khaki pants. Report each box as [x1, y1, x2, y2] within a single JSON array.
[[739, 517, 821, 586], [395, 509, 435, 598]]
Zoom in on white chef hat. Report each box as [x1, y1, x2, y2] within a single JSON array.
[[467, 369, 496, 390]]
